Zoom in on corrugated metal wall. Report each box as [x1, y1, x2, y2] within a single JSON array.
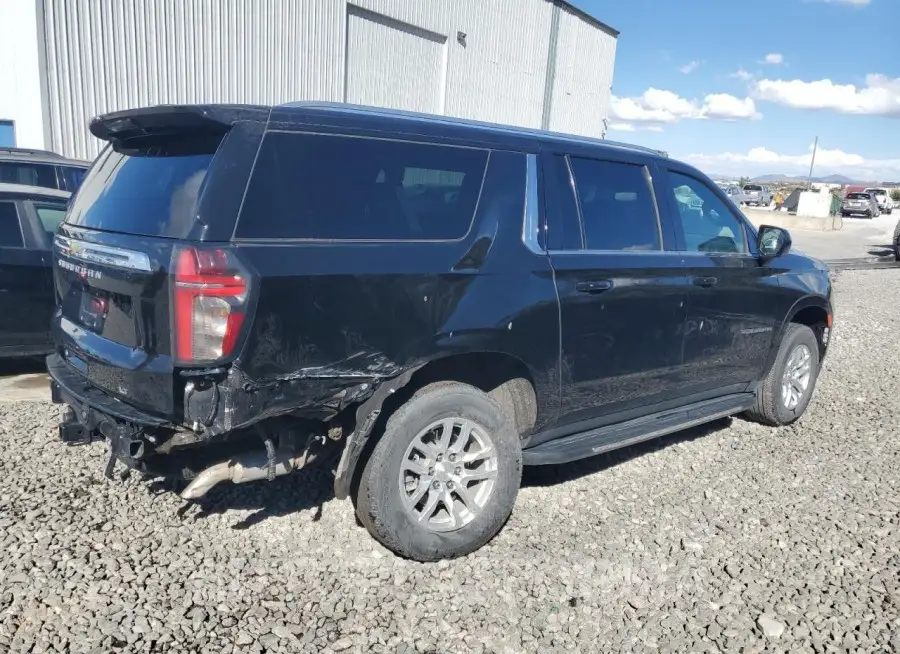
[[38, 0, 617, 160]]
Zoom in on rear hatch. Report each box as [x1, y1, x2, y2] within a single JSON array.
[[53, 105, 266, 419]]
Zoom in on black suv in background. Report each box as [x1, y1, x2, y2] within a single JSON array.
[[48, 103, 833, 561], [0, 183, 70, 357], [0, 147, 90, 192]]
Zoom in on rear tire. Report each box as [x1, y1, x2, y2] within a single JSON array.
[[745, 323, 820, 427], [355, 382, 522, 561]]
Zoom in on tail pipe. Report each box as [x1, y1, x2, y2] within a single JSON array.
[[180, 443, 318, 500]]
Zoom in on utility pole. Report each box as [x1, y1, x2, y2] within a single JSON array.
[[806, 136, 818, 190]]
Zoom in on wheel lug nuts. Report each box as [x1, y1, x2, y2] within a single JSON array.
[[436, 454, 443, 462], [432, 480, 441, 490], [448, 481, 455, 489], [428, 467, 435, 476], [449, 454, 456, 462], [454, 466, 461, 475]]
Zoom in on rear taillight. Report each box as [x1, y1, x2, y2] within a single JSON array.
[[173, 246, 250, 364]]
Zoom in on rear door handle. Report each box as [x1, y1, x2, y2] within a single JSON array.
[[575, 280, 613, 294], [693, 276, 718, 288]]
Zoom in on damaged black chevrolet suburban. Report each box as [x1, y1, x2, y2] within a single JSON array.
[[49, 102, 832, 561]]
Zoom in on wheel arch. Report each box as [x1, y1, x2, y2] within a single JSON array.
[[333, 350, 539, 499], [762, 297, 832, 377]]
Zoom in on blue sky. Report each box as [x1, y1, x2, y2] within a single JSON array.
[[573, 0, 900, 181]]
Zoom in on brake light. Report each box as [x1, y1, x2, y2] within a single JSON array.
[[173, 246, 250, 364]]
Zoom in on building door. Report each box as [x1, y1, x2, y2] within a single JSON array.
[[345, 6, 447, 115]]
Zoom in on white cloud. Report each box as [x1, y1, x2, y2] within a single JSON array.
[[607, 122, 664, 134], [762, 53, 784, 65], [701, 94, 760, 120], [753, 74, 900, 117], [610, 88, 761, 127], [731, 69, 754, 82], [683, 145, 900, 181], [679, 60, 700, 74]]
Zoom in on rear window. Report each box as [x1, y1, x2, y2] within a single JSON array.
[[236, 132, 488, 240], [0, 161, 58, 189], [743, 184, 762, 191], [846, 193, 869, 200], [65, 145, 214, 238]]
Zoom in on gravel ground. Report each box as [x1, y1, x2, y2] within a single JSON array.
[[2, 269, 900, 654]]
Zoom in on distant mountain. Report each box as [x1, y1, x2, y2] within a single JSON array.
[[751, 173, 857, 184]]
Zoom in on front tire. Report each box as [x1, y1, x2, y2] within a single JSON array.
[[355, 382, 522, 561], [745, 323, 820, 426]]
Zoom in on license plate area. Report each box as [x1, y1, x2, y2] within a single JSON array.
[[79, 290, 110, 333]]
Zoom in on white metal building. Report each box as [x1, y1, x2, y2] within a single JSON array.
[[0, 0, 618, 161]]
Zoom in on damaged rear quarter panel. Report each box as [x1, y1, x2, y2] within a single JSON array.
[[214, 147, 560, 435]]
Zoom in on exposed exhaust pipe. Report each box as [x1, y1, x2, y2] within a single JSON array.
[[181, 443, 319, 500]]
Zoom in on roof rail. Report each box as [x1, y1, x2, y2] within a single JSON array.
[[280, 102, 671, 160], [0, 146, 65, 159], [600, 138, 668, 158]]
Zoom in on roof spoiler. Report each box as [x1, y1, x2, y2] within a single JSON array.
[[89, 104, 270, 144]]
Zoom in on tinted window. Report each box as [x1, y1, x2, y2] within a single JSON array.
[[60, 165, 87, 191], [35, 203, 67, 236], [542, 155, 583, 250], [0, 162, 58, 189], [569, 157, 660, 251], [846, 193, 870, 200], [743, 184, 762, 191], [667, 171, 747, 254], [0, 202, 24, 247], [237, 132, 488, 240], [66, 146, 214, 238]]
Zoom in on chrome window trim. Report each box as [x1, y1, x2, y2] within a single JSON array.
[[522, 153, 545, 254], [54, 234, 152, 272]]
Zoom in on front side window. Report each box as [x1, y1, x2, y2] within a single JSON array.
[[0, 201, 24, 247], [667, 171, 747, 254], [237, 133, 489, 240], [0, 162, 58, 189], [34, 202, 68, 237], [568, 157, 660, 251]]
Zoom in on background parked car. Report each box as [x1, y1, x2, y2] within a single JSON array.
[[742, 184, 772, 206], [0, 148, 90, 193], [722, 184, 745, 207], [0, 183, 69, 357], [864, 188, 893, 215], [841, 191, 880, 218]]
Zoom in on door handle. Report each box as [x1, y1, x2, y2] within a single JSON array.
[[693, 276, 718, 288], [575, 280, 613, 294]]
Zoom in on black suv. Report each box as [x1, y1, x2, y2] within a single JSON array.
[[0, 147, 90, 192], [48, 103, 833, 561]]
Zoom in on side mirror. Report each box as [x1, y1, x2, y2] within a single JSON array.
[[757, 224, 791, 260]]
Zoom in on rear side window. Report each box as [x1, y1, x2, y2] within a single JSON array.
[[65, 145, 214, 238], [236, 132, 488, 240], [568, 157, 660, 251], [0, 201, 24, 247], [35, 202, 67, 236], [0, 162, 58, 189]]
